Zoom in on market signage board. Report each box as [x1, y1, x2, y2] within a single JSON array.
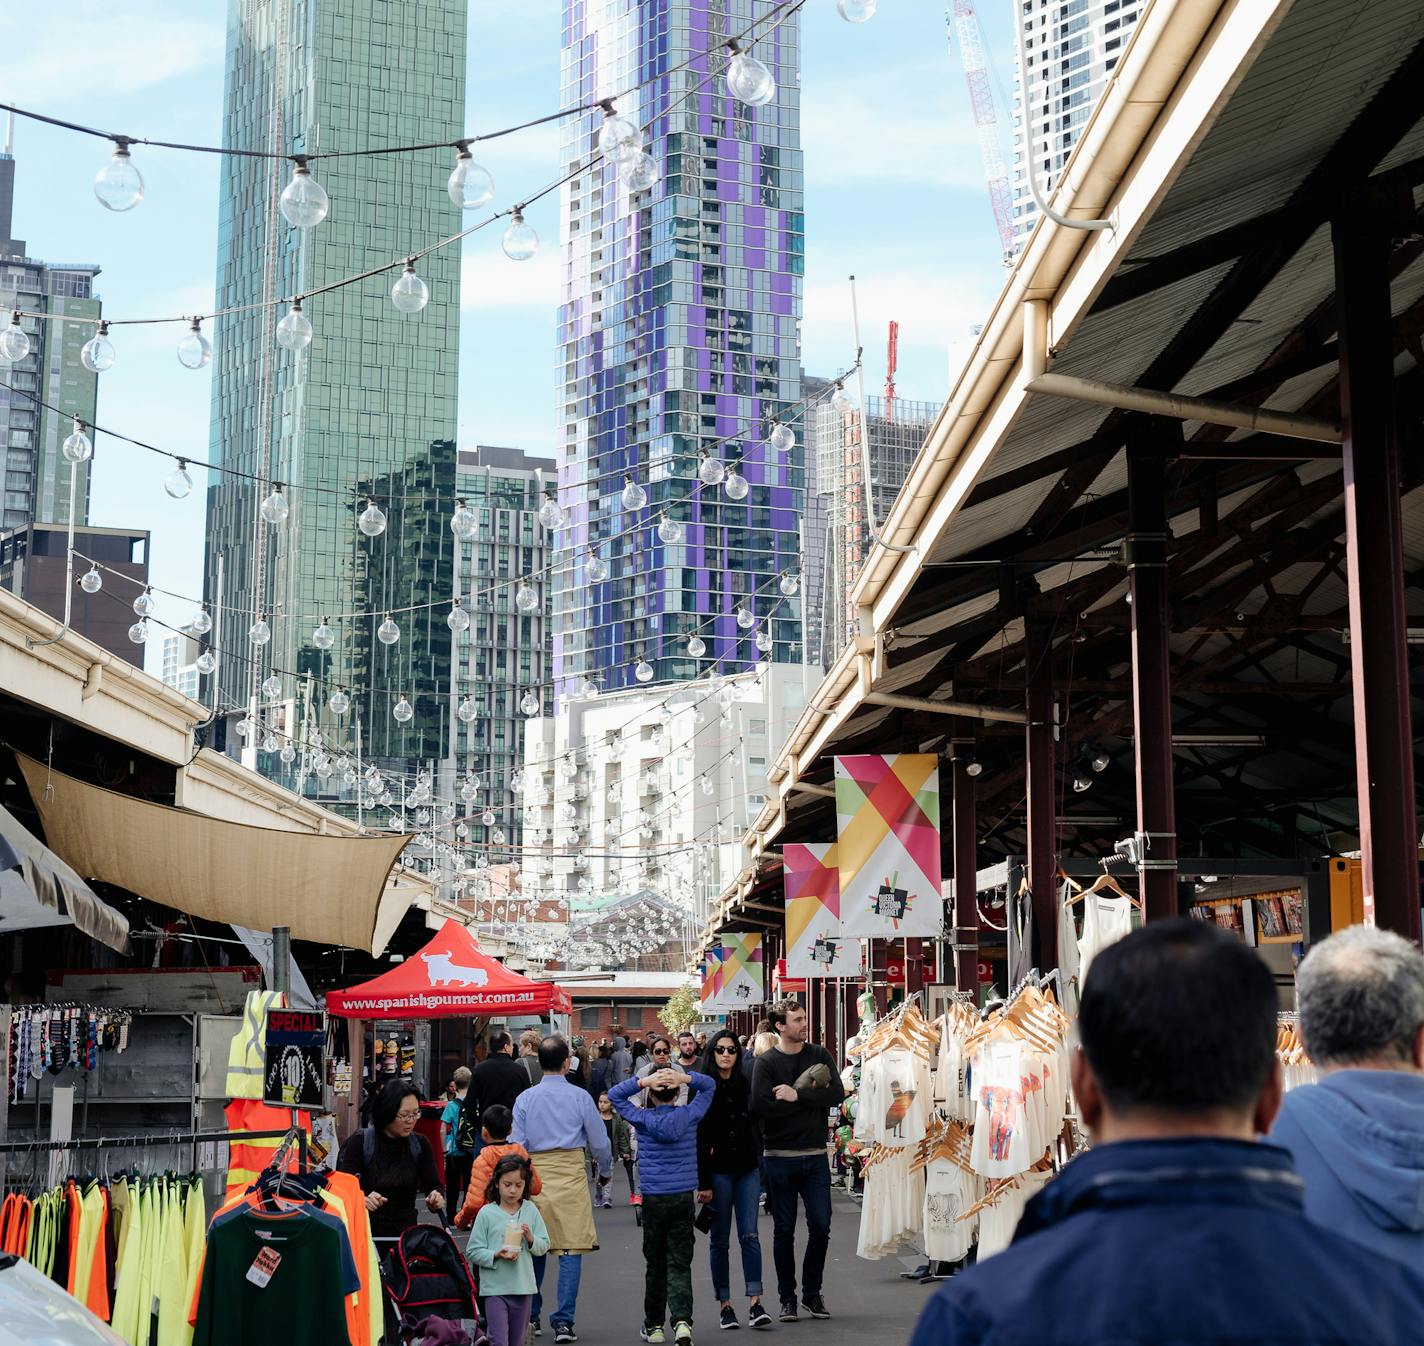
[[783, 841, 861, 977], [263, 1009, 326, 1108], [716, 932, 764, 1008]]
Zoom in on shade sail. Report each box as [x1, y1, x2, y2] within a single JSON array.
[[0, 801, 130, 954], [16, 753, 408, 954], [326, 918, 571, 1018]]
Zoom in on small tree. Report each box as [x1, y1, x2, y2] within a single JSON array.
[[660, 984, 700, 1035]]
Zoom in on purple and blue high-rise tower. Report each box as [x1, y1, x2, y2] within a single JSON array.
[[553, 0, 804, 696]]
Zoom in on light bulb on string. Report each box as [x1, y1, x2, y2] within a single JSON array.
[[162, 457, 194, 499], [279, 159, 329, 228], [725, 40, 776, 107], [621, 476, 647, 510], [493, 827, 506, 845], [587, 552, 608, 582], [392, 695, 414, 724], [514, 579, 539, 613], [502, 208, 538, 261], [697, 451, 725, 486], [0, 312, 29, 364], [538, 494, 564, 530], [235, 717, 254, 742], [755, 627, 772, 653], [131, 587, 154, 618], [657, 513, 683, 545], [358, 498, 387, 537], [80, 322, 116, 373], [275, 301, 313, 351], [768, 421, 795, 453], [520, 689, 540, 717], [280, 743, 296, 765], [127, 619, 148, 645], [260, 483, 289, 526], [448, 145, 495, 209], [779, 570, 800, 596], [327, 686, 351, 716], [686, 633, 706, 658], [450, 497, 477, 541], [457, 695, 476, 723], [249, 616, 271, 646], [837, 0, 877, 19], [454, 821, 469, 839], [391, 260, 429, 314], [621, 151, 660, 192], [261, 674, 282, 699], [830, 382, 854, 414], [62, 419, 93, 464], [481, 808, 496, 827], [723, 464, 749, 500], [634, 655, 654, 683], [377, 614, 401, 646], [94, 142, 144, 212], [736, 603, 754, 630], [176, 319, 211, 370], [447, 600, 470, 634], [195, 650, 216, 675], [312, 618, 335, 650], [598, 102, 643, 162]]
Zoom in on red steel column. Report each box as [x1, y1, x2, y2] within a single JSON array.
[[1025, 620, 1059, 967], [1334, 212, 1421, 942], [1127, 443, 1179, 921]]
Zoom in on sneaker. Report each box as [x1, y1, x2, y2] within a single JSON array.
[[532, 1322, 542, 1339], [800, 1297, 829, 1321], [554, 1328, 578, 1344], [899, 1263, 931, 1281], [640, 1329, 665, 1344], [674, 1322, 694, 1345], [719, 1305, 740, 1331], [778, 1301, 798, 1323], [747, 1303, 772, 1330]]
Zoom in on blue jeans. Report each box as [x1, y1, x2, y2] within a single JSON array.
[[762, 1154, 832, 1302], [531, 1252, 582, 1328], [709, 1169, 763, 1302]]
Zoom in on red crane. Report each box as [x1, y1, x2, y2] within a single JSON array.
[[885, 320, 899, 423], [948, 2, 1016, 266]]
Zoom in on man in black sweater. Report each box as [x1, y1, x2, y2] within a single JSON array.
[[459, 1030, 530, 1153], [750, 1000, 845, 1323]]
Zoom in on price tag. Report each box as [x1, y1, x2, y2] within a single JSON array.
[[245, 1245, 282, 1289]]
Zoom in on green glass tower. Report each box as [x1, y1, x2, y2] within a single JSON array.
[[204, 0, 466, 774]]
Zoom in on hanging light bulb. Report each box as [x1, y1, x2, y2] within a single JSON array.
[[312, 618, 335, 650], [392, 696, 414, 724], [657, 513, 683, 545], [62, 419, 93, 464], [127, 618, 148, 645], [329, 687, 350, 715], [0, 312, 29, 364], [837, 0, 877, 18], [79, 565, 102, 595], [261, 674, 282, 699], [587, 552, 608, 582], [736, 603, 755, 629], [94, 142, 144, 212], [80, 322, 116, 373], [520, 689, 540, 716], [162, 458, 194, 500], [725, 40, 776, 106], [447, 600, 470, 634], [686, 633, 706, 659], [481, 808, 497, 827], [236, 717, 254, 742], [755, 627, 772, 653], [132, 587, 155, 618], [514, 580, 539, 613], [697, 451, 725, 486], [779, 570, 800, 596], [391, 259, 430, 314], [249, 616, 271, 646], [538, 494, 564, 530], [634, 656, 654, 683], [700, 776, 715, 797], [502, 208, 538, 261], [598, 103, 644, 162], [768, 421, 795, 453], [723, 464, 749, 500], [493, 827, 507, 845], [448, 145, 495, 209], [457, 694, 477, 723], [275, 300, 313, 351], [176, 318, 211, 370], [622, 151, 660, 192], [450, 497, 477, 541], [195, 650, 217, 676], [186, 604, 213, 636], [358, 498, 387, 537], [830, 382, 855, 414], [579, 675, 599, 697], [621, 476, 647, 510], [280, 743, 297, 765], [260, 483, 289, 526], [279, 159, 329, 228], [377, 614, 401, 645]]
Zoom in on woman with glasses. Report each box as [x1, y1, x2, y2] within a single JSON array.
[[635, 1037, 688, 1106], [696, 1030, 769, 1330], [337, 1079, 446, 1240]]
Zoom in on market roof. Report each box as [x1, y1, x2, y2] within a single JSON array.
[[705, 0, 1424, 946]]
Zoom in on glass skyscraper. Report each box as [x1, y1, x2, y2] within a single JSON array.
[[552, 0, 804, 697], [204, 0, 466, 774]]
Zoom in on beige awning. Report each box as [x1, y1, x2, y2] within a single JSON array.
[[16, 753, 410, 953]]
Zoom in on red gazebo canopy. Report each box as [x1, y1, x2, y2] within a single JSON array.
[[326, 918, 570, 1018]]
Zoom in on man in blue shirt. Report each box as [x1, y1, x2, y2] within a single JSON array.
[[512, 1035, 612, 1344], [909, 920, 1424, 1346]]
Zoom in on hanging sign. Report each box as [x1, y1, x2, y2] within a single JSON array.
[[834, 754, 944, 938], [263, 1009, 326, 1109], [700, 946, 725, 1011], [717, 932, 765, 1007], [784, 841, 862, 977]]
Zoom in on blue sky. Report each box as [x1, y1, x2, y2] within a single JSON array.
[[5, 0, 1017, 674]]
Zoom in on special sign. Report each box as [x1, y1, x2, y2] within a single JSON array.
[[263, 1009, 326, 1109]]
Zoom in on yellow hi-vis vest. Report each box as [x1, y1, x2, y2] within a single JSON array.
[[225, 989, 287, 1099]]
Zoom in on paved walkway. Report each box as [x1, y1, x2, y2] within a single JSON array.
[[560, 1168, 938, 1346]]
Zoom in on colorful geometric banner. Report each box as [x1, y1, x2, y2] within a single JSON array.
[[700, 945, 725, 1010], [784, 842, 861, 977], [834, 753, 944, 937], [716, 932, 765, 1007]]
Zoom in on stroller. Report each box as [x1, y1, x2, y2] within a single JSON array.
[[381, 1220, 485, 1346]]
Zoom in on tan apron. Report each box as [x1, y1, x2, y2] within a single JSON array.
[[529, 1147, 599, 1254]]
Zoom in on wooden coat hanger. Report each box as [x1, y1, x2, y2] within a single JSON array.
[[1063, 869, 1141, 908]]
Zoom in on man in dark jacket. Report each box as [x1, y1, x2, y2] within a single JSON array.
[[1270, 924, 1424, 1271], [909, 919, 1424, 1346], [459, 1030, 529, 1148], [750, 1000, 844, 1323]]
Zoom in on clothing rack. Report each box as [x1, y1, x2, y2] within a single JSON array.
[[0, 1127, 307, 1184]]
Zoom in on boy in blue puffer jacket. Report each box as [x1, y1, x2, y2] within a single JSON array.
[[611, 1066, 715, 1346]]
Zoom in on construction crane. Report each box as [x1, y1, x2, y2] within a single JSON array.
[[947, 3, 1016, 266], [884, 320, 899, 423]]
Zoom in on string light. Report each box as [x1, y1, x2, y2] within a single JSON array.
[[0, 313, 31, 363], [457, 695, 477, 723], [132, 587, 154, 618], [279, 159, 329, 229], [696, 451, 725, 486], [634, 653, 655, 683], [259, 483, 289, 526], [176, 319, 211, 370], [755, 628, 772, 653], [329, 687, 351, 715], [450, 497, 478, 541], [768, 421, 794, 453], [249, 616, 271, 646], [686, 634, 706, 658], [195, 650, 216, 675], [621, 476, 647, 510], [502, 208, 538, 261], [275, 301, 313, 351], [358, 498, 388, 538], [312, 618, 335, 650], [837, 0, 876, 20], [390, 260, 429, 314], [61, 418, 93, 464], [80, 322, 116, 372], [79, 565, 102, 594], [723, 463, 749, 500], [587, 552, 609, 582], [736, 603, 755, 630], [448, 145, 495, 210], [189, 605, 212, 635], [164, 458, 193, 499], [598, 102, 643, 162], [514, 580, 539, 614], [127, 619, 148, 645], [621, 151, 660, 192], [447, 600, 470, 634], [779, 570, 800, 596], [538, 493, 565, 530], [725, 40, 776, 106], [521, 690, 540, 717], [377, 614, 401, 646], [392, 695, 414, 724], [830, 382, 854, 413], [94, 142, 144, 212], [262, 674, 282, 699], [657, 514, 683, 545]]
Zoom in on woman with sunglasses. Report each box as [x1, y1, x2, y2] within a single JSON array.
[[635, 1037, 688, 1106], [697, 1030, 769, 1330]]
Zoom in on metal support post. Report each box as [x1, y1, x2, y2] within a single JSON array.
[[1333, 210, 1421, 942], [1127, 442, 1179, 920], [1024, 621, 1058, 967], [951, 736, 979, 994], [271, 926, 291, 996]]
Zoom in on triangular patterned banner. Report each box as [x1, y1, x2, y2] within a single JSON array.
[[784, 842, 861, 977]]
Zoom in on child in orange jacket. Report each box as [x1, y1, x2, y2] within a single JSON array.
[[453, 1104, 542, 1230]]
